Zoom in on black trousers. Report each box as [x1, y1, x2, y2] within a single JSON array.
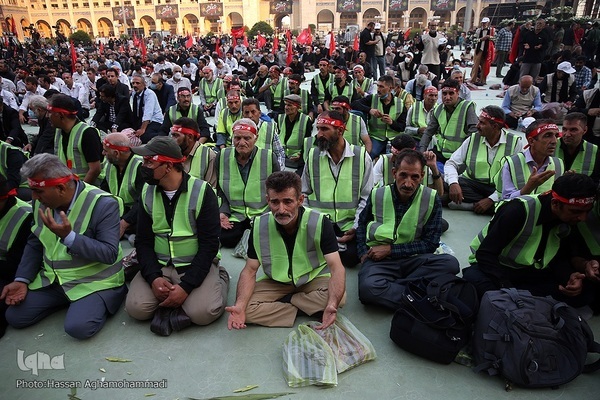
[[458, 177, 496, 203]]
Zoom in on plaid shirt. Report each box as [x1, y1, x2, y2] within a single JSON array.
[[357, 185, 442, 259], [495, 27, 513, 52], [574, 66, 592, 90]]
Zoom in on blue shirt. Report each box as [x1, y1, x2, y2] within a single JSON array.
[[132, 89, 164, 124]]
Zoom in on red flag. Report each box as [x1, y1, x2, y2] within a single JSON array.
[[297, 27, 312, 45], [10, 17, 18, 36], [216, 37, 222, 58], [133, 32, 140, 47], [99, 41, 104, 55], [257, 34, 266, 49], [353, 33, 359, 51], [185, 34, 193, 49], [243, 35, 248, 48], [231, 27, 244, 39], [508, 26, 521, 64], [140, 39, 147, 61], [328, 31, 336, 57], [482, 40, 495, 82], [404, 29, 412, 41], [286, 30, 293, 66], [273, 35, 279, 55], [70, 40, 77, 73]]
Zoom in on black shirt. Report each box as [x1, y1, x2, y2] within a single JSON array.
[[0, 197, 33, 282], [60, 122, 103, 164], [99, 153, 145, 225]]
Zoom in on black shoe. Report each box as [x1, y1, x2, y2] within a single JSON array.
[[170, 307, 192, 332], [150, 307, 172, 336], [496, 74, 504, 78], [474, 82, 485, 86]]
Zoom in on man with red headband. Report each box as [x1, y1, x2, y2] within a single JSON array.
[[311, 59, 334, 114], [285, 74, 313, 119], [127, 136, 228, 336], [162, 87, 211, 144], [405, 86, 438, 140], [217, 118, 280, 248], [464, 173, 598, 307], [50, 94, 103, 185], [444, 106, 523, 214], [100, 132, 144, 238], [2, 154, 126, 339], [323, 66, 359, 110], [329, 95, 372, 154], [170, 117, 217, 188], [198, 66, 223, 117], [500, 119, 565, 199], [0, 176, 32, 338], [216, 90, 243, 148], [302, 110, 373, 267]]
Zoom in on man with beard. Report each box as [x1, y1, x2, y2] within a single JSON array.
[[226, 171, 346, 329], [499, 120, 564, 199], [311, 59, 334, 114], [357, 149, 459, 310], [100, 132, 144, 238], [302, 111, 373, 268], [26, 95, 54, 155], [162, 87, 211, 144], [324, 66, 359, 109], [169, 117, 217, 188], [554, 112, 600, 182]]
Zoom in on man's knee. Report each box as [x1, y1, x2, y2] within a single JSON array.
[[125, 292, 156, 321], [64, 317, 104, 340], [358, 263, 390, 303], [186, 300, 225, 326], [434, 254, 461, 274], [5, 306, 35, 329]]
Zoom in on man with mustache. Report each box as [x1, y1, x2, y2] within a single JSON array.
[[499, 120, 565, 200], [357, 149, 459, 310], [226, 171, 346, 329]]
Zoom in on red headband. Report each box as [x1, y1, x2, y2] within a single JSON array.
[[47, 105, 78, 115], [178, 89, 192, 95], [440, 87, 458, 93], [28, 175, 78, 188], [288, 79, 299, 84], [424, 86, 438, 95], [171, 125, 200, 138], [143, 154, 186, 164], [480, 110, 506, 127], [0, 188, 17, 200], [331, 101, 351, 110], [227, 93, 240, 101], [232, 123, 258, 136], [551, 191, 596, 207], [316, 117, 346, 129], [103, 138, 130, 152], [528, 123, 560, 140]]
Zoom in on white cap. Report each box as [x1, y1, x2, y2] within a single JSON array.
[[439, 37, 448, 45], [481, 17, 490, 23], [522, 117, 536, 129], [557, 61, 576, 74], [446, 45, 452, 49], [406, 52, 414, 58], [374, 23, 381, 30]]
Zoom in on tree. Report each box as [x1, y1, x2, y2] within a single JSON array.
[[69, 30, 92, 45], [248, 21, 274, 38]]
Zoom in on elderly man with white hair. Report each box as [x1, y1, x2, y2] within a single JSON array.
[[405, 73, 432, 101], [166, 65, 192, 92]]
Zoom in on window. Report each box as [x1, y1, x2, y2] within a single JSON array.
[[51, 3, 58, 8]]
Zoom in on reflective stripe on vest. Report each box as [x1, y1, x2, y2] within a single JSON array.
[[220, 109, 242, 146], [306, 144, 365, 231], [219, 147, 272, 222], [255, 120, 276, 151], [278, 113, 309, 158], [142, 176, 207, 267], [369, 95, 404, 141], [468, 195, 570, 269], [506, 153, 564, 195], [0, 142, 27, 187], [577, 202, 600, 257], [433, 100, 473, 159], [367, 185, 435, 246], [343, 114, 362, 145], [358, 77, 372, 94], [555, 140, 599, 176], [254, 208, 329, 286], [0, 198, 31, 260], [269, 77, 287, 108], [169, 103, 199, 123], [54, 121, 98, 178], [328, 82, 355, 100], [29, 183, 124, 300], [464, 132, 520, 185], [313, 73, 333, 104], [104, 155, 143, 208], [410, 101, 427, 129], [200, 78, 222, 104], [188, 144, 212, 181]]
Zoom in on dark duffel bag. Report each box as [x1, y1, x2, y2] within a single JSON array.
[[390, 274, 479, 364]]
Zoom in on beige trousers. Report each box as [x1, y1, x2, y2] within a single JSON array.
[[126, 262, 229, 326], [470, 51, 486, 84], [245, 276, 346, 328]]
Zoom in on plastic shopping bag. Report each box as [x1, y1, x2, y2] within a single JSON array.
[[282, 324, 337, 387], [307, 314, 377, 373]]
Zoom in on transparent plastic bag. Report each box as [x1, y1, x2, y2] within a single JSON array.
[[282, 324, 337, 387], [307, 314, 377, 373]]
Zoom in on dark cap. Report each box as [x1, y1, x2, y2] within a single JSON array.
[[131, 136, 183, 160], [284, 94, 302, 106]]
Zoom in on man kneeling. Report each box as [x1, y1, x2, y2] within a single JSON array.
[[227, 171, 346, 329]]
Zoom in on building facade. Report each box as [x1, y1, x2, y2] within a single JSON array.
[[0, 0, 584, 40]]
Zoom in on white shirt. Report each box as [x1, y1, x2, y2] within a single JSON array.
[[61, 82, 90, 109], [72, 71, 87, 85], [1, 89, 19, 111], [166, 77, 192, 92], [0, 79, 16, 93], [20, 86, 46, 111], [183, 64, 198, 82]]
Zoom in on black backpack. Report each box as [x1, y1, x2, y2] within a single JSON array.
[[473, 288, 600, 388], [390, 274, 479, 364]]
